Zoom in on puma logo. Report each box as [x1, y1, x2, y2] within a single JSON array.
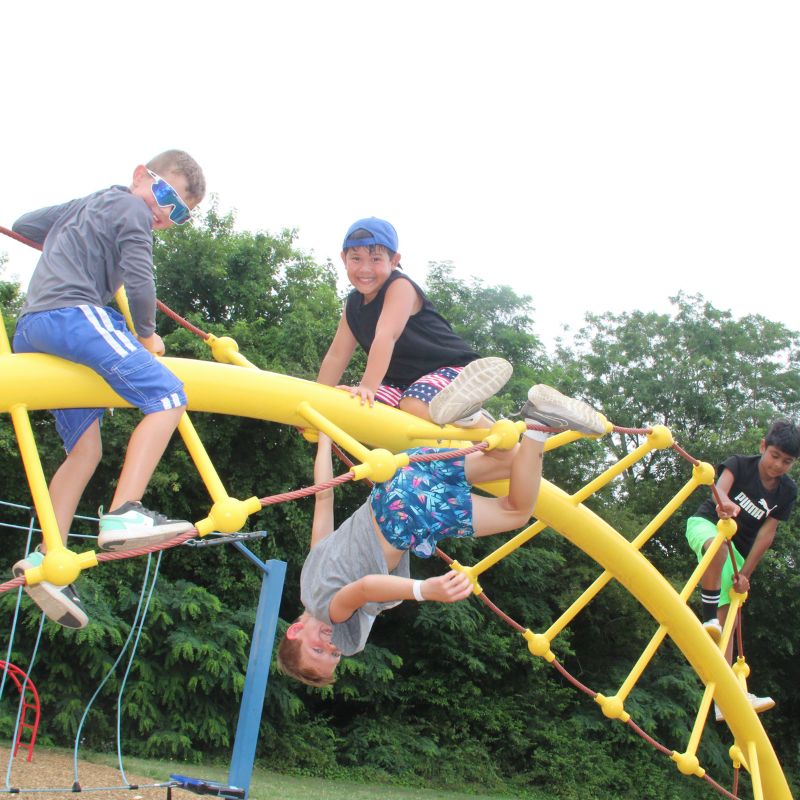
[[758, 498, 778, 515]]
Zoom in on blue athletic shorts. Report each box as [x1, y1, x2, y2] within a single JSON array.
[[685, 516, 745, 608], [370, 447, 474, 558], [13, 306, 186, 453]]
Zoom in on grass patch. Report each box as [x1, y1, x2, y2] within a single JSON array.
[[80, 749, 549, 800]]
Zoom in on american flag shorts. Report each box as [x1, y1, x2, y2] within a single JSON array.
[[374, 366, 464, 407]]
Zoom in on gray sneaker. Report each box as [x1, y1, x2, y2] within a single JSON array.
[[520, 385, 606, 436], [428, 358, 513, 425], [98, 501, 193, 551], [12, 551, 88, 629]]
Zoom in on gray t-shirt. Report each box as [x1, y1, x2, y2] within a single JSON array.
[[15, 186, 158, 337], [300, 502, 410, 656]]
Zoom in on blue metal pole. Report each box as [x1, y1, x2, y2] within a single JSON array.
[[228, 559, 287, 799]]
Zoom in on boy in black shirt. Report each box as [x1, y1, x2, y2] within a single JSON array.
[[686, 418, 799, 719], [317, 217, 511, 426]]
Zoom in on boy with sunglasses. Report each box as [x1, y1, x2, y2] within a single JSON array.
[[11, 149, 205, 629]]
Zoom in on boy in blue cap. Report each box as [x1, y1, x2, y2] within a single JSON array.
[[317, 217, 511, 426], [11, 150, 205, 629]]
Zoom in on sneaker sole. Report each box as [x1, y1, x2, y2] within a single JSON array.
[[98, 522, 194, 551], [428, 358, 513, 425], [527, 385, 606, 435], [750, 697, 776, 714], [13, 564, 88, 629], [714, 697, 776, 723]]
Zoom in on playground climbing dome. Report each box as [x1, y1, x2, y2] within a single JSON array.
[[0, 226, 792, 800]]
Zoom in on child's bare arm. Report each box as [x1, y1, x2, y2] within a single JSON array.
[[714, 469, 740, 519], [328, 571, 473, 622], [734, 517, 779, 592], [355, 279, 421, 405], [318, 309, 358, 387], [310, 434, 335, 549]]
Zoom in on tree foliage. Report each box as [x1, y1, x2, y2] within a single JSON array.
[[1, 220, 799, 798]]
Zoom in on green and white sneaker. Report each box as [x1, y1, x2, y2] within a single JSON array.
[[12, 550, 88, 629], [98, 502, 193, 551], [428, 357, 513, 425], [520, 385, 606, 436]]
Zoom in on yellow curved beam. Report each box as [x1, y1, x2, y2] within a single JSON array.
[[0, 353, 483, 451], [0, 352, 790, 799]]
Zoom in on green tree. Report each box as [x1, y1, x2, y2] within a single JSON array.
[[555, 292, 800, 783], [424, 261, 549, 417]]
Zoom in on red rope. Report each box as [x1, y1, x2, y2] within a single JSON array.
[[613, 425, 653, 436], [0, 530, 198, 595], [672, 441, 700, 465], [1, 225, 209, 341], [95, 529, 198, 563], [259, 472, 354, 506], [154, 299, 209, 340]]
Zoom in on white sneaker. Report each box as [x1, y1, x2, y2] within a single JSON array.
[[520, 385, 606, 436], [98, 501, 193, 551], [12, 551, 88, 629], [714, 692, 775, 722], [703, 618, 723, 643], [428, 358, 512, 425], [747, 692, 775, 714]]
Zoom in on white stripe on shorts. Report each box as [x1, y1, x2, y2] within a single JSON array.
[[159, 392, 183, 411], [94, 306, 138, 353], [79, 305, 130, 357]]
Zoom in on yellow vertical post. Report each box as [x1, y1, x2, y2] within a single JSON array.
[[8, 405, 65, 555], [0, 310, 11, 355], [113, 289, 258, 535], [2, 310, 65, 554]]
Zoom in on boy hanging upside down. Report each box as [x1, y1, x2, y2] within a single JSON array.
[[278, 382, 606, 686]]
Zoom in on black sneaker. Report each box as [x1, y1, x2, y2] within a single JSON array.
[[13, 551, 88, 629], [520, 385, 606, 436], [98, 501, 193, 551]]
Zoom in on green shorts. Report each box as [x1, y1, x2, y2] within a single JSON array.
[[685, 516, 745, 608]]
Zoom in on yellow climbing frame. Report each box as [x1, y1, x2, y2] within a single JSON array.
[[0, 307, 791, 799]]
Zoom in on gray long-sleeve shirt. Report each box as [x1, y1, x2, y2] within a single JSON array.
[[14, 186, 158, 337]]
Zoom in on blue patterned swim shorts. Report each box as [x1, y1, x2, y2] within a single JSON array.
[[370, 447, 474, 558]]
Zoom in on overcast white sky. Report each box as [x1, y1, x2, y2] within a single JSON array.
[[2, 1, 798, 348]]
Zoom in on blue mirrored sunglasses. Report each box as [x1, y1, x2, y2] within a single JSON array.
[[147, 169, 192, 225]]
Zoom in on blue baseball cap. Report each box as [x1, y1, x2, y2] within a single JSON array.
[[342, 217, 399, 252]]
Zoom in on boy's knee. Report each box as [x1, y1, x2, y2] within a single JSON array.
[[499, 502, 534, 530], [71, 424, 103, 467]]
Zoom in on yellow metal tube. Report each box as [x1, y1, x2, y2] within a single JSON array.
[[471, 520, 546, 576], [617, 625, 669, 703], [178, 414, 229, 504], [748, 740, 764, 800], [9, 404, 64, 555], [297, 401, 373, 463], [0, 311, 11, 355]]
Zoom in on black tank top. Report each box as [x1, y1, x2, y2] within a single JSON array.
[[345, 271, 480, 386]]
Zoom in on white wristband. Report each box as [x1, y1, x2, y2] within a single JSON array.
[[412, 579, 426, 602]]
